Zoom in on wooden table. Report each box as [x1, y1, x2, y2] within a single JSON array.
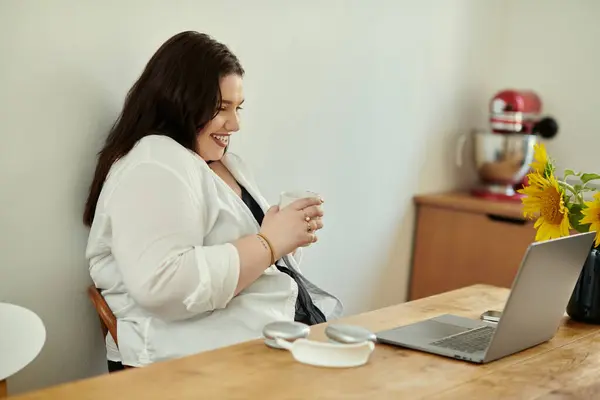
[[12, 285, 600, 399]]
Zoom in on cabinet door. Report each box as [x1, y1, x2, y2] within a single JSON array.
[[409, 205, 536, 300]]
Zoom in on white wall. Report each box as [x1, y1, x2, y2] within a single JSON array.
[[1, 0, 507, 394], [489, 0, 600, 175]]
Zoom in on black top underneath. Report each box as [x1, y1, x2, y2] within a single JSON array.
[[239, 185, 326, 326]]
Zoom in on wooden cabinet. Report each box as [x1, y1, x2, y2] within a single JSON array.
[[408, 192, 536, 300]]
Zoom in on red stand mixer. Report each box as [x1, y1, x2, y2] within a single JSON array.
[[457, 89, 559, 201]]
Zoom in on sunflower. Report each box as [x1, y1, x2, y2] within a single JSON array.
[[519, 173, 571, 241], [523, 170, 549, 192], [530, 143, 554, 178], [580, 193, 600, 247]]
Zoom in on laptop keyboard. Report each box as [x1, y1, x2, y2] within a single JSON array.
[[429, 325, 495, 354]]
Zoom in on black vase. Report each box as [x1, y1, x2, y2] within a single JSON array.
[[566, 246, 600, 323]]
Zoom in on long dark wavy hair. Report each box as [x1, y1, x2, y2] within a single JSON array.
[[83, 31, 244, 226]]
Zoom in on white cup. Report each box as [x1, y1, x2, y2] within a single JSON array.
[[279, 190, 320, 209]]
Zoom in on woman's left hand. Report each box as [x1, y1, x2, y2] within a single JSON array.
[[307, 216, 324, 235], [303, 212, 324, 248]]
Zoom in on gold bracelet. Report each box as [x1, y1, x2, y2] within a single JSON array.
[[257, 233, 276, 266]]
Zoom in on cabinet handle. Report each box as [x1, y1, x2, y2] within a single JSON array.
[[486, 214, 527, 225]]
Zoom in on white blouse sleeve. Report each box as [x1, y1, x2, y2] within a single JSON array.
[[107, 161, 240, 321]]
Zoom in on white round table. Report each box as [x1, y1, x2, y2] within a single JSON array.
[[0, 303, 46, 396]]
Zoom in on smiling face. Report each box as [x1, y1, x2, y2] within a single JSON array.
[[196, 74, 244, 161]]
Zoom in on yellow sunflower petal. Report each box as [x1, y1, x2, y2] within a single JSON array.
[[527, 172, 546, 187], [559, 212, 571, 237], [580, 194, 600, 247], [530, 143, 550, 175], [520, 172, 570, 241]]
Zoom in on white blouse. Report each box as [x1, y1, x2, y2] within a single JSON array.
[[85, 135, 342, 366]]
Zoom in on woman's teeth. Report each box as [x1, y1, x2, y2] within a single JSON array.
[[211, 134, 229, 146]]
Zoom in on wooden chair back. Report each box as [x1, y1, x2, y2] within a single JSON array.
[[87, 285, 118, 347]]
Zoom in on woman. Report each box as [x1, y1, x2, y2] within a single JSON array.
[[84, 31, 342, 370]]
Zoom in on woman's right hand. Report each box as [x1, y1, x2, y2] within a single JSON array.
[[259, 197, 324, 259]]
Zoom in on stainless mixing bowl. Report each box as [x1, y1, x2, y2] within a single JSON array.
[[457, 130, 537, 195]]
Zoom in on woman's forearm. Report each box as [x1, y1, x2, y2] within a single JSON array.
[[232, 234, 273, 295]]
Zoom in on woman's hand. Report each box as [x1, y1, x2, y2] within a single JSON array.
[[233, 197, 324, 294], [259, 197, 324, 259]]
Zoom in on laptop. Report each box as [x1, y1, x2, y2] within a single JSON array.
[[376, 231, 595, 364]]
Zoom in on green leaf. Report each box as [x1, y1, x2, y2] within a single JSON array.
[[568, 203, 592, 233], [574, 184, 595, 192], [563, 169, 579, 179], [581, 173, 600, 184]]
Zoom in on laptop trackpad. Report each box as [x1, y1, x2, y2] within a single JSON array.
[[377, 314, 481, 342]]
